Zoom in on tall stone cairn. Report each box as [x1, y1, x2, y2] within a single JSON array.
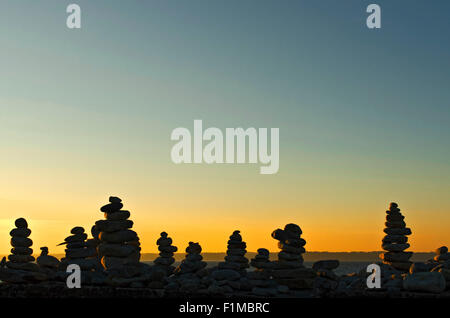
[[96, 196, 141, 271], [271, 223, 316, 289], [379, 202, 413, 271], [218, 230, 249, 274], [153, 231, 178, 275]]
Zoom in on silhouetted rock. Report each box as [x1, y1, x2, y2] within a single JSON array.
[[59, 227, 97, 271], [379, 203, 413, 271], [271, 223, 314, 290], [153, 231, 177, 276], [0, 218, 47, 283]]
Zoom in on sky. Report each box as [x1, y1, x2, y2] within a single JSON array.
[[0, 0, 449, 255]]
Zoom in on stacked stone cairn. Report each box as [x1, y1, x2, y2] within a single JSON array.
[[270, 223, 316, 289], [207, 231, 251, 295], [0, 218, 47, 283], [37, 247, 60, 278], [248, 248, 288, 296], [379, 202, 413, 271], [60, 227, 96, 271], [153, 232, 177, 276], [96, 197, 149, 287], [168, 242, 208, 293]]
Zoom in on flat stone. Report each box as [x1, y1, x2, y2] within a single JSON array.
[[157, 237, 172, 246], [278, 251, 302, 261], [380, 252, 413, 262], [384, 227, 412, 235], [383, 260, 412, 271], [9, 228, 31, 238], [109, 196, 122, 203], [224, 255, 248, 263], [278, 242, 305, 254], [71, 227, 85, 235], [64, 233, 88, 243], [382, 243, 410, 252], [11, 237, 33, 247], [6, 261, 40, 272], [100, 202, 124, 213], [95, 220, 133, 232], [105, 210, 130, 221], [227, 249, 246, 256], [101, 254, 139, 269], [15, 218, 28, 229], [154, 256, 175, 266], [65, 247, 96, 259], [8, 254, 35, 262], [273, 259, 304, 269], [158, 245, 178, 253], [257, 248, 270, 256], [99, 230, 137, 243], [382, 234, 408, 244], [11, 247, 33, 255], [97, 243, 139, 257], [385, 221, 406, 228], [403, 272, 446, 293]]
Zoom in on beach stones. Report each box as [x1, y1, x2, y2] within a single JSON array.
[[403, 272, 446, 293], [97, 197, 141, 271], [153, 231, 177, 275], [37, 247, 60, 270], [379, 203, 413, 271]]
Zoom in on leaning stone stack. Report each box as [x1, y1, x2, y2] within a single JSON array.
[[379, 202, 413, 271], [0, 218, 46, 283], [60, 226, 96, 271], [96, 197, 141, 271], [169, 242, 208, 293], [153, 232, 178, 276], [271, 223, 316, 289]]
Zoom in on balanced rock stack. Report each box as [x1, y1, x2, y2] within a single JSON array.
[[96, 197, 141, 271], [60, 226, 96, 271], [250, 248, 274, 270], [170, 242, 208, 293], [218, 230, 249, 274], [312, 260, 340, 296], [248, 248, 286, 297], [271, 223, 316, 289], [0, 218, 46, 283], [379, 202, 413, 271], [153, 232, 177, 275]]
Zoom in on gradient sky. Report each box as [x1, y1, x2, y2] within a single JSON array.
[[0, 1, 449, 255]]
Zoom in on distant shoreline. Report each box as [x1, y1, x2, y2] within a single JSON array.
[[2, 251, 435, 262]]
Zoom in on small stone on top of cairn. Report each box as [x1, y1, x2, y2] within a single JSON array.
[[379, 202, 413, 271], [270, 223, 316, 290], [153, 231, 177, 275]]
